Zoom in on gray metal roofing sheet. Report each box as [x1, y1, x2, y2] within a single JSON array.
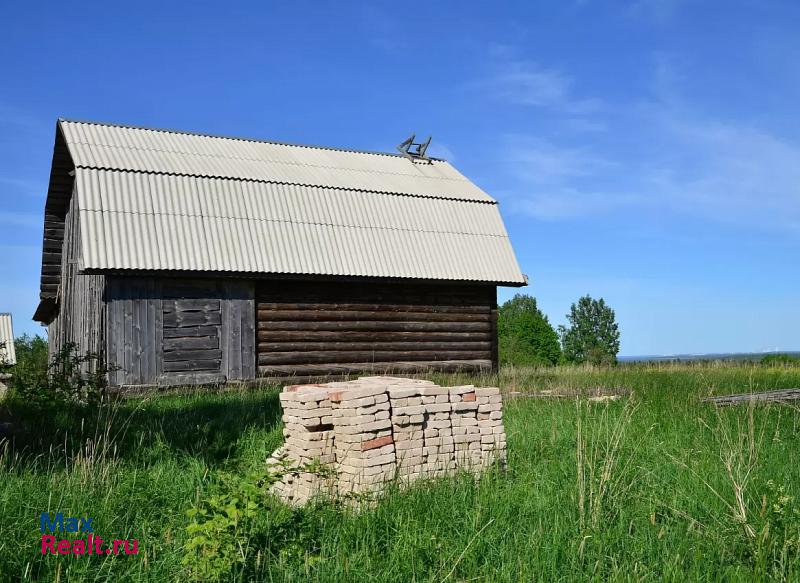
[[58, 121, 525, 284], [0, 314, 16, 366], [60, 120, 494, 202]]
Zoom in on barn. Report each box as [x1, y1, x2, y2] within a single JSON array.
[[33, 119, 525, 388]]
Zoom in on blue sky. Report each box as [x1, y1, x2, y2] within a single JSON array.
[[1, 1, 798, 356]]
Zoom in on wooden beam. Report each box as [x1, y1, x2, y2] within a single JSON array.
[[258, 350, 489, 365]]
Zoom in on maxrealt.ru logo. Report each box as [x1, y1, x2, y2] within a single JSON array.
[[40, 512, 138, 556]]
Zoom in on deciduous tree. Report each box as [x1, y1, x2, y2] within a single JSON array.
[[558, 296, 620, 365], [498, 294, 561, 366]]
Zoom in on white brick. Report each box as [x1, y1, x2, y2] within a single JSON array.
[[336, 385, 388, 401], [419, 386, 449, 396], [336, 414, 376, 426], [394, 405, 425, 416], [348, 396, 375, 408], [388, 387, 420, 398]]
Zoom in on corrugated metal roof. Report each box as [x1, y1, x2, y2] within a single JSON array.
[[57, 120, 526, 285], [0, 314, 16, 366], [61, 120, 494, 202]]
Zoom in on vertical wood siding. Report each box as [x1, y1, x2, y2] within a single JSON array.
[[105, 277, 254, 386], [47, 186, 105, 368]]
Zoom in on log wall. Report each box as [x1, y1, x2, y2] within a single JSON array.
[[256, 281, 497, 377], [47, 185, 105, 367]]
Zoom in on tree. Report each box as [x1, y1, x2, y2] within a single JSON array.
[[558, 295, 620, 365], [498, 294, 561, 366]]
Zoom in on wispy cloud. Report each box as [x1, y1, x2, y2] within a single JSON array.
[[498, 54, 800, 231], [646, 115, 800, 229], [504, 135, 617, 184], [477, 60, 602, 115]]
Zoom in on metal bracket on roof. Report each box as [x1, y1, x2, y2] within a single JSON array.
[[397, 134, 432, 162]]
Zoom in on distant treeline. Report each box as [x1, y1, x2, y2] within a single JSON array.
[[620, 353, 800, 365]]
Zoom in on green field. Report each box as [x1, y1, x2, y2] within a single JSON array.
[[2, 363, 800, 581]]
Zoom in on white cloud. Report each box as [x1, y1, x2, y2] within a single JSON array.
[[646, 116, 800, 229], [496, 54, 800, 231], [504, 136, 617, 184], [479, 60, 602, 115]]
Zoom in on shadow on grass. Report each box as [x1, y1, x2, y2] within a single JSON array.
[[0, 387, 284, 467]]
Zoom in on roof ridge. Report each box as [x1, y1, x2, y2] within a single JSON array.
[[59, 118, 447, 162], [66, 139, 462, 182]]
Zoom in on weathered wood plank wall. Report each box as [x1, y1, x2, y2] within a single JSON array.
[[47, 186, 105, 367], [105, 278, 255, 386], [256, 281, 497, 377]]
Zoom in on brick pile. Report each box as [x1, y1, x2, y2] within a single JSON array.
[[268, 376, 506, 505]]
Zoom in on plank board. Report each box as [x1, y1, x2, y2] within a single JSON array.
[[703, 389, 800, 406]]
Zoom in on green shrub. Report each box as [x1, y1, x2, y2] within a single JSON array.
[[498, 294, 561, 366], [2, 334, 48, 389], [760, 353, 800, 366], [10, 341, 112, 406], [183, 460, 336, 582]]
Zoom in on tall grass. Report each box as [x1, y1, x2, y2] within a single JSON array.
[[0, 362, 799, 581]]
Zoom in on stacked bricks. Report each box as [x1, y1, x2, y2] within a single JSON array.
[[388, 378, 435, 482], [270, 384, 336, 505], [476, 387, 506, 468], [421, 384, 456, 477], [328, 380, 396, 495], [449, 385, 483, 469], [269, 376, 507, 505]]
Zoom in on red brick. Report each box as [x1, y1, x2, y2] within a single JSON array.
[[462, 392, 476, 402], [361, 435, 394, 451]]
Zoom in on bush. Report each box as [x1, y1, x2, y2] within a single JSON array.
[[760, 353, 800, 366], [9, 341, 112, 406], [7, 334, 49, 391]]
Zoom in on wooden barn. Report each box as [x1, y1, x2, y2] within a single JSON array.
[[33, 119, 525, 388]]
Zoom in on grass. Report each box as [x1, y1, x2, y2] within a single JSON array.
[[1, 362, 800, 581]]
